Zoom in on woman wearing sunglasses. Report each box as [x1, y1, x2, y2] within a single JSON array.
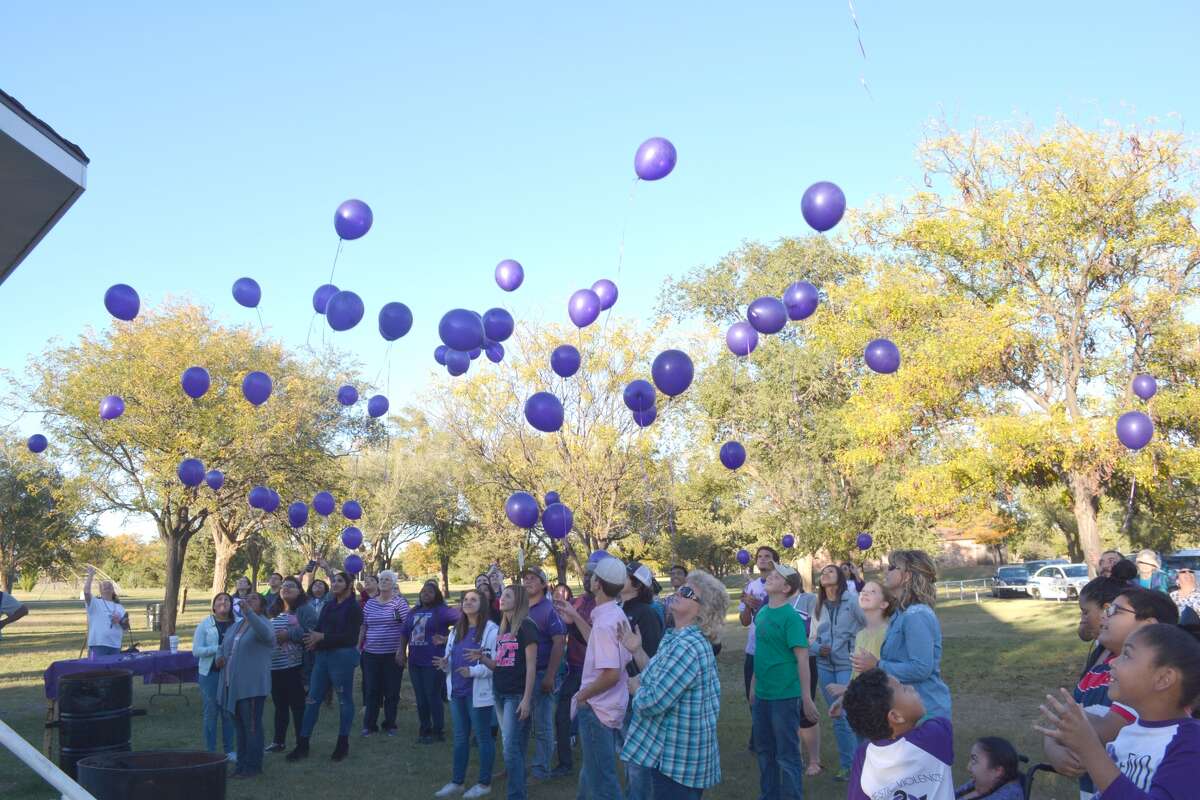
[[619, 570, 729, 798]]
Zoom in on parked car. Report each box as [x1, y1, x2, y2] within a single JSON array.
[[1028, 563, 1090, 600], [1021, 559, 1068, 576], [991, 565, 1032, 598], [1164, 550, 1200, 585]]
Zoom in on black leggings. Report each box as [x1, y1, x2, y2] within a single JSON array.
[[270, 665, 305, 746]]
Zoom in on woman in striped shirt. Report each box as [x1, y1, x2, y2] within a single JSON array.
[[360, 569, 411, 736], [266, 577, 318, 753]]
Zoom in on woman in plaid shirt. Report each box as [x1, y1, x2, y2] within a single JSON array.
[[619, 570, 729, 798]]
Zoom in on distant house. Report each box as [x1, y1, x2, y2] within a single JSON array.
[[935, 512, 1013, 566], [0, 88, 88, 282]]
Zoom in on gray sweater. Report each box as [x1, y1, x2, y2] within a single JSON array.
[[218, 607, 274, 713], [811, 594, 866, 671]]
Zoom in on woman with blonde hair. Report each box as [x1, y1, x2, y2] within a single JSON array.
[[619, 569, 728, 797], [850, 549, 952, 720], [479, 584, 538, 799]]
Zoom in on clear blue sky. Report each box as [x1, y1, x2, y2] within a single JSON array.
[[3, 2, 1197, 441]]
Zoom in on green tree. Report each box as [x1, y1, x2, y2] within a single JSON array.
[[0, 443, 94, 591], [28, 303, 372, 645], [857, 118, 1200, 571]]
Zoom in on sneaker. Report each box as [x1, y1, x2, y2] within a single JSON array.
[[225, 753, 237, 763], [361, 728, 376, 737], [834, 768, 850, 782], [434, 783, 465, 798], [463, 785, 492, 799], [386, 728, 398, 737], [265, 743, 284, 753]]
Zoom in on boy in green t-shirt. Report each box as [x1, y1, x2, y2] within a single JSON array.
[[750, 563, 819, 799]]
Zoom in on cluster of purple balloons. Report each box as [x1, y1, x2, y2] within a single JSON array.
[[248, 485, 282, 513], [505, 491, 574, 539], [620, 350, 695, 430], [567, 280, 619, 328], [727, 281, 820, 357], [1116, 374, 1158, 451], [436, 307, 514, 377]]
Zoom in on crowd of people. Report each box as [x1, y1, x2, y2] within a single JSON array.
[[34, 544, 1197, 798]]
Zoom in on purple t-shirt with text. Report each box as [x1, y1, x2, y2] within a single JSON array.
[[402, 604, 460, 668]]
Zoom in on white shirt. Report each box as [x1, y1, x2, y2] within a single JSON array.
[[86, 596, 126, 650], [738, 576, 769, 655]]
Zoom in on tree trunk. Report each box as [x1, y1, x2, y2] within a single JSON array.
[[159, 535, 188, 650], [210, 534, 238, 595], [1, 567, 14, 593], [439, 555, 450, 596], [1069, 470, 1103, 577]]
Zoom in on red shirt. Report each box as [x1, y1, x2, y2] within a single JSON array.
[[565, 594, 596, 670]]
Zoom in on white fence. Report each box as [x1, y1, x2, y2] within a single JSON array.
[[0, 718, 98, 800]]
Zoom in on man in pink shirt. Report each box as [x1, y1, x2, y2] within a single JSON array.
[[572, 556, 631, 800]]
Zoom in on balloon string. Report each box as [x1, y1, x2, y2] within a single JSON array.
[[256, 307, 265, 333], [847, 0, 873, 99], [328, 239, 344, 285], [615, 178, 639, 277]]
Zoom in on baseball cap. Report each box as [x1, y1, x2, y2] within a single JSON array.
[[774, 563, 798, 579], [593, 557, 627, 586], [626, 561, 654, 589], [520, 566, 549, 584], [585, 550, 611, 573]]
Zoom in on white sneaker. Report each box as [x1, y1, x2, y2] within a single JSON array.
[[434, 784, 465, 798], [225, 752, 237, 763], [463, 785, 491, 799]]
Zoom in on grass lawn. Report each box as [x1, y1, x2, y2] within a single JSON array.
[[0, 585, 1088, 799]]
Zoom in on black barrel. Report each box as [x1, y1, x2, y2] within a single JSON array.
[[57, 669, 133, 779], [77, 751, 227, 800]]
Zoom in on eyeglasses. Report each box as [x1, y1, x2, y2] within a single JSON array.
[[886, 564, 900, 571], [1104, 602, 1136, 618], [676, 586, 698, 601]]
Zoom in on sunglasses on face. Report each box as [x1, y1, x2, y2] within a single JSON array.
[[676, 585, 698, 601]]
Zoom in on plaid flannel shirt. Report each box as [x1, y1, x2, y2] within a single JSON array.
[[620, 624, 721, 789]]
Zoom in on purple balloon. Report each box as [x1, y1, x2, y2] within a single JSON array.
[[337, 385, 358, 406], [313, 491, 335, 516], [864, 338, 901, 374], [568, 289, 601, 328], [856, 532, 873, 551], [205, 470, 224, 491], [334, 199, 373, 240], [634, 137, 677, 181], [367, 394, 389, 418], [651, 350, 694, 397], [551, 345, 581, 378], [445, 349, 470, 375], [623, 380, 656, 412], [783, 281, 820, 321], [326, 290, 364, 332], [505, 492, 539, 529], [1132, 373, 1157, 401], [439, 309, 486, 352], [632, 405, 657, 428], [469, 348, 482, 361], [801, 181, 846, 232], [726, 321, 759, 357], [344, 554, 365, 575], [720, 441, 746, 470], [287, 501, 309, 528], [485, 342, 505, 363], [483, 308, 515, 342], [747, 297, 788, 335], [342, 500, 363, 520], [99, 395, 125, 420], [341, 526, 363, 549], [264, 490, 280, 513], [312, 284, 339, 314], [248, 486, 271, 509], [434, 345, 449, 366], [181, 366, 210, 400], [232, 277, 261, 308], [379, 302, 413, 341], [736, 549, 751, 566], [524, 392, 564, 433], [27, 434, 47, 453], [545, 491, 561, 506], [104, 284, 140, 321], [782, 534, 795, 549], [543, 503, 574, 539], [242, 371, 272, 406], [177, 458, 205, 487], [592, 279, 618, 311], [1116, 411, 1154, 451], [495, 259, 525, 292]]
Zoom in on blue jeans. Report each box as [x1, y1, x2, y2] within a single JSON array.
[[621, 708, 653, 800], [301, 646, 357, 738], [530, 668, 559, 778], [411, 664, 446, 736], [233, 696, 265, 775], [198, 669, 234, 754], [752, 697, 803, 800], [577, 703, 624, 800], [89, 645, 120, 658], [450, 694, 495, 786], [817, 665, 856, 771], [497, 693, 532, 800], [652, 769, 703, 800]]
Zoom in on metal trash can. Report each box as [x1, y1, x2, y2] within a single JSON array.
[[77, 750, 227, 800], [56, 669, 134, 779], [144, 603, 161, 631]]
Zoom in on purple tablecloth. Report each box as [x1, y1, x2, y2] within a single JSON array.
[[43, 651, 200, 700]]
